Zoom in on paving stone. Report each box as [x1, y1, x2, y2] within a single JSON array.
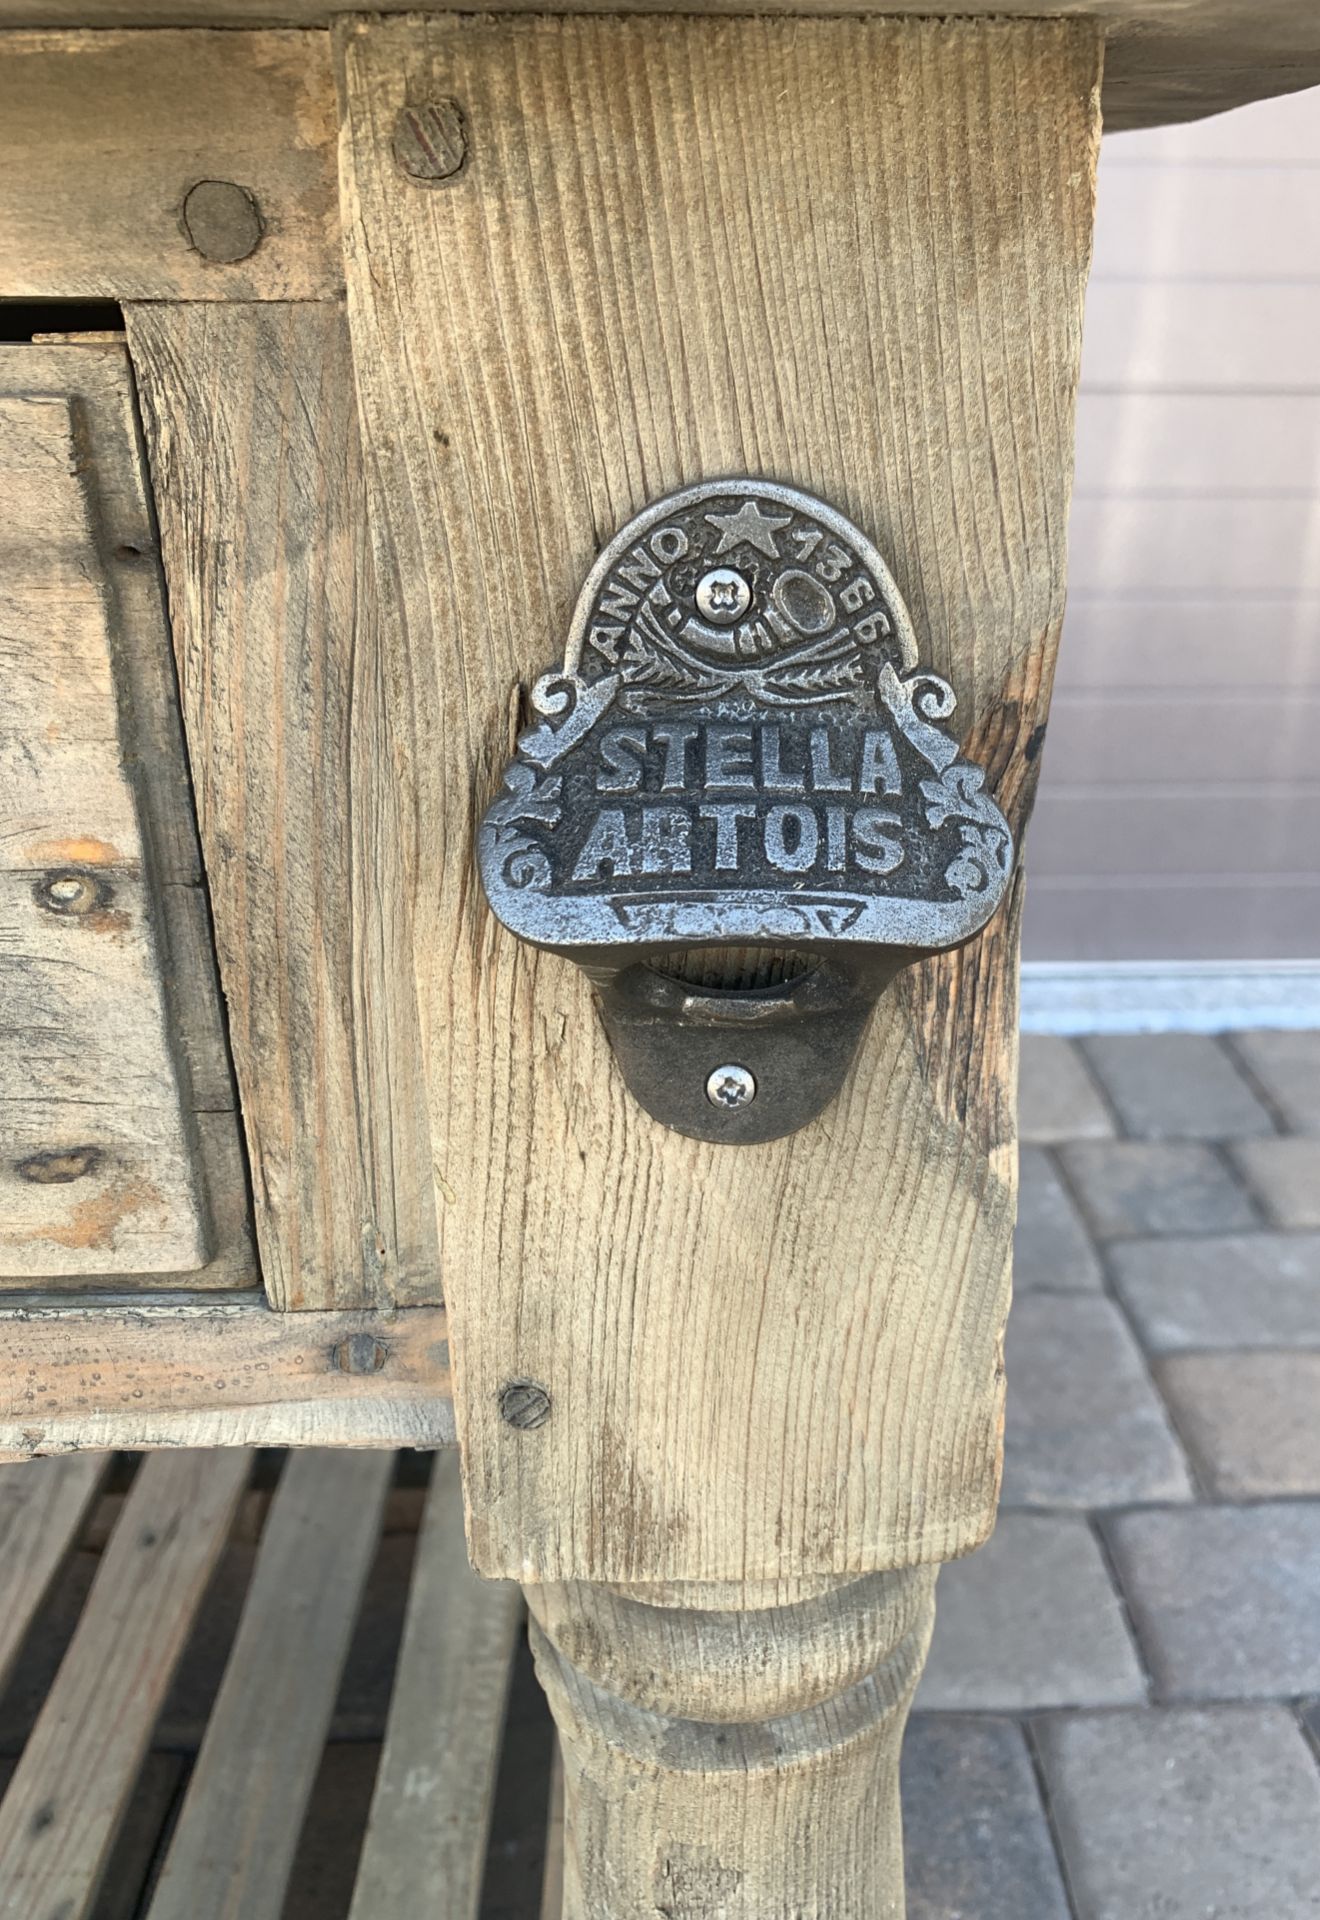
[[1035, 1705, 1320, 1920], [1158, 1353, 1320, 1497], [902, 1716, 1072, 1920], [1105, 1504, 1320, 1700], [1002, 1295, 1193, 1508], [1014, 1147, 1103, 1291], [1018, 1035, 1114, 1144], [1228, 1137, 1320, 1227], [1058, 1141, 1258, 1239], [917, 1514, 1146, 1710], [1111, 1231, 1320, 1352], [1079, 1034, 1274, 1141], [1229, 1029, 1320, 1134]]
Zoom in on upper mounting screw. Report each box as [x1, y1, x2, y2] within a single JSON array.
[[393, 100, 469, 183]]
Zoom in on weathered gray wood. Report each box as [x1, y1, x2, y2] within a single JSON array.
[[0, 4, 1315, 132], [146, 1450, 394, 1920], [0, 347, 249, 1286], [337, 11, 1098, 1585], [527, 1568, 937, 1919], [348, 1453, 521, 1920], [0, 1300, 454, 1461], [0, 1450, 251, 1920], [126, 302, 440, 1312], [0, 29, 340, 300], [0, 1455, 108, 1691]]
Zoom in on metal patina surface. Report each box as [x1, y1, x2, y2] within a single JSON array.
[[478, 480, 1014, 1140]]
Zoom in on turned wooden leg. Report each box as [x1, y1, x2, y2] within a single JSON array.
[[527, 1570, 937, 1918]]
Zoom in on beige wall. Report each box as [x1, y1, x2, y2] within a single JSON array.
[[1025, 87, 1320, 963]]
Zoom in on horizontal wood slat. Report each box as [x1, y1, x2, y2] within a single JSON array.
[[0, 30, 341, 301], [146, 1450, 394, 1920], [0, 2, 1314, 132], [0, 1301, 454, 1461], [0, 1450, 252, 1920], [348, 1453, 522, 1920], [0, 1451, 537, 1919], [0, 1454, 108, 1692]]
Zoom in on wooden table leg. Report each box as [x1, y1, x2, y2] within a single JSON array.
[[527, 1571, 937, 1917], [336, 15, 1100, 1911]]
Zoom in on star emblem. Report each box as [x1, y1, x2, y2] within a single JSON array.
[[705, 499, 792, 559]]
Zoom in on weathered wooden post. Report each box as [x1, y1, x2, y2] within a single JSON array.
[[336, 15, 1090, 1912], [1, 5, 1317, 1914]]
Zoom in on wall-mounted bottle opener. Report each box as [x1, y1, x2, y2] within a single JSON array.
[[478, 480, 1013, 1143]]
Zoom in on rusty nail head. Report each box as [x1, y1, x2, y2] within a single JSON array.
[[393, 100, 468, 182], [181, 180, 264, 264], [499, 1378, 551, 1431], [334, 1334, 389, 1375]]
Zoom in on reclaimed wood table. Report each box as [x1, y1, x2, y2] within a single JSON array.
[[0, 4, 1316, 1913]]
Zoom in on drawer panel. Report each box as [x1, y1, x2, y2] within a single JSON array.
[[0, 350, 251, 1288]]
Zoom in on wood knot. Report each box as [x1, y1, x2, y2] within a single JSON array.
[[15, 1146, 103, 1185], [34, 870, 111, 917]]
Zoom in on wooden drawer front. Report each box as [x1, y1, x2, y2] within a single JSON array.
[[0, 347, 251, 1287]]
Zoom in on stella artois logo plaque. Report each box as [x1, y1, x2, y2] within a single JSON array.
[[478, 479, 1014, 1142]]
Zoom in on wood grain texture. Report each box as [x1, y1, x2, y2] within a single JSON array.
[[0, 4, 1312, 132], [0, 1454, 107, 1691], [0, 29, 340, 300], [348, 1453, 522, 1920], [0, 344, 250, 1286], [528, 1567, 936, 1919], [338, 14, 1100, 1583], [0, 1300, 454, 1460], [0, 1449, 251, 1920], [126, 303, 441, 1312], [146, 1449, 393, 1920]]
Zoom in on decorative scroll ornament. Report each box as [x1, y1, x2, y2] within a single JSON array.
[[478, 480, 1014, 1141]]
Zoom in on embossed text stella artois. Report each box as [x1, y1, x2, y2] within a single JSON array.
[[479, 480, 1013, 956]]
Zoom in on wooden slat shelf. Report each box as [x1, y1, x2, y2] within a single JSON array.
[[0, 1451, 546, 1920]]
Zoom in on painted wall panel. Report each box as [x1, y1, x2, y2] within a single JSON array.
[[1029, 86, 1320, 964]]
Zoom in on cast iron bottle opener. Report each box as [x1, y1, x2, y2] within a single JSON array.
[[478, 480, 1014, 1143]]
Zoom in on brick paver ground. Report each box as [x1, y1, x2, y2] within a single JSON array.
[[900, 1029, 1320, 1919]]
